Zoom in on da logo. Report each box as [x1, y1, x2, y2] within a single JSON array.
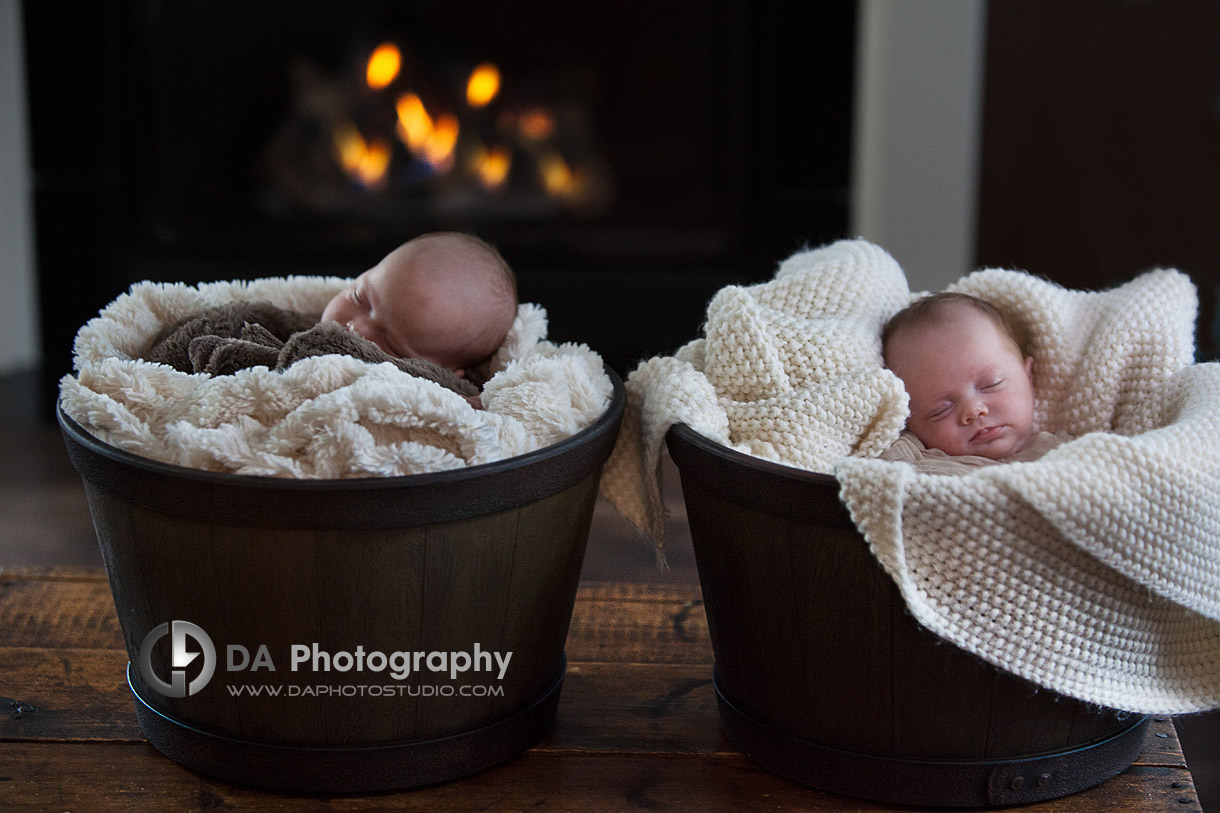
[[138, 620, 217, 697]]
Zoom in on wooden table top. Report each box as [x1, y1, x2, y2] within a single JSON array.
[[0, 567, 1201, 811]]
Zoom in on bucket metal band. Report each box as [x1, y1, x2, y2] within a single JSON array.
[[713, 670, 1148, 808]]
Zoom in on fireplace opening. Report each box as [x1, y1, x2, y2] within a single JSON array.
[[260, 43, 615, 225], [25, 1, 857, 397], [126, 2, 757, 263]]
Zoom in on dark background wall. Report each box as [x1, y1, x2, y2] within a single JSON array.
[[976, 0, 1219, 361]]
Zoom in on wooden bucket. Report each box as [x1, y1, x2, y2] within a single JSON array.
[[666, 423, 1147, 808], [57, 372, 623, 793]]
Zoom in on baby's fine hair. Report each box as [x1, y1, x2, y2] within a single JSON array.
[[442, 232, 518, 302], [881, 292, 1028, 361]]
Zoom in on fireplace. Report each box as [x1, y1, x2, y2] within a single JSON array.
[[24, 1, 857, 399]]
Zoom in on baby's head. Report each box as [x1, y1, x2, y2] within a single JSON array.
[[322, 232, 518, 374], [881, 293, 1035, 459]]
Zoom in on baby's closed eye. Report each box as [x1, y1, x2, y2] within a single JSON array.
[[928, 403, 953, 420]]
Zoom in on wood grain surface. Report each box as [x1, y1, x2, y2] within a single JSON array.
[[0, 568, 1201, 811]]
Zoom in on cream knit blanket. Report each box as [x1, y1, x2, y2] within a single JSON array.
[[60, 277, 613, 477], [599, 238, 1220, 714], [601, 239, 912, 545]]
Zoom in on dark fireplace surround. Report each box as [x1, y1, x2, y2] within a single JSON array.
[[25, 1, 856, 402]]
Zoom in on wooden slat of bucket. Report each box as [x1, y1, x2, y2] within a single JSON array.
[[886, 594, 996, 758], [410, 508, 521, 738], [82, 481, 171, 658], [485, 471, 599, 694], [264, 522, 432, 747], [783, 520, 900, 753], [407, 472, 597, 736], [681, 478, 897, 755], [718, 500, 816, 732], [982, 669, 1075, 758], [1068, 700, 1143, 747]]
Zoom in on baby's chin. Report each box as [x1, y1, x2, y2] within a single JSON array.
[[969, 445, 1015, 460]]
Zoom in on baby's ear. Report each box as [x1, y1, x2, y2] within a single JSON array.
[[1024, 355, 1034, 378]]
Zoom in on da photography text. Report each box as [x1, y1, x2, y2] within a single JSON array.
[[231, 641, 513, 681], [137, 620, 512, 698]]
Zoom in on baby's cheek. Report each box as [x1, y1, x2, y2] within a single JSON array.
[[927, 423, 966, 455]]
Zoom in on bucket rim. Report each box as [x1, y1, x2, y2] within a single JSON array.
[[666, 422, 841, 487], [665, 422, 853, 528]]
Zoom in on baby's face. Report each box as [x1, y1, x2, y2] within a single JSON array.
[[885, 307, 1035, 459], [321, 262, 429, 359], [321, 238, 503, 372]]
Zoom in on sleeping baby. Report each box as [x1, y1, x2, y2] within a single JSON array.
[[879, 292, 1067, 474], [144, 232, 518, 407]]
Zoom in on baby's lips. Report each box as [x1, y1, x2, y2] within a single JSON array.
[[970, 424, 1003, 442]]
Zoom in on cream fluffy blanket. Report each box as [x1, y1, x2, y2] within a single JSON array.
[[599, 238, 1220, 714], [60, 277, 613, 477]]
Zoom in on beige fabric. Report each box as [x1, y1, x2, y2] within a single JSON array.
[[59, 278, 612, 477], [879, 429, 1068, 475], [600, 238, 1220, 714], [599, 239, 910, 551]]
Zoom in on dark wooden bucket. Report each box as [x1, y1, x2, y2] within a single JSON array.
[[57, 371, 623, 793], [666, 423, 1147, 808]]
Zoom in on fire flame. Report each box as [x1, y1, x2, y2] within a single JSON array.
[[395, 93, 434, 151], [333, 123, 391, 187], [423, 114, 460, 171], [472, 144, 512, 190], [466, 63, 501, 108], [366, 43, 401, 90], [395, 94, 458, 171], [539, 152, 572, 196]]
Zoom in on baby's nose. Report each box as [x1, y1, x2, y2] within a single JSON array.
[[961, 400, 987, 423]]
